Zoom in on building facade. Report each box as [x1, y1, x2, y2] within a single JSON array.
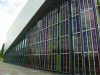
[[3, 0, 100, 75]]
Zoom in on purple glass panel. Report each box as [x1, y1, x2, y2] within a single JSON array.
[[50, 40, 52, 54], [81, 13, 86, 30], [35, 44, 38, 54], [92, 29, 98, 51], [29, 44, 32, 54], [40, 43, 43, 54], [76, 15, 80, 32], [61, 54, 63, 72], [84, 53, 90, 74], [89, 9, 95, 28], [72, 1, 76, 16], [42, 18, 44, 29], [79, 53, 83, 74], [94, 53, 100, 74], [88, 0, 93, 8], [66, 5, 68, 19], [63, 7, 66, 20], [61, 21, 65, 36], [73, 17, 76, 33], [65, 36, 69, 53], [75, 53, 79, 74], [50, 12, 52, 26], [50, 27, 52, 39], [47, 41, 49, 54], [67, 54, 69, 72], [63, 0, 67, 6], [77, 33, 81, 52], [48, 13, 50, 26], [44, 16, 47, 28], [41, 30, 43, 41], [43, 42, 45, 54], [33, 34, 34, 43], [63, 54, 67, 72], [37, 21, 40, 31], [61, 37, 64, 53], [83, 32, 88, 52], [75, 0, 79, 14], [53, 12, 55, 24], [44, 29, 46, 41], [49, 55, 51, 69], [66, 20, 68, 35], [74, 34, 77, 52], [63, 37, 66, 53], [80, 0, 84, 12], [61, 8, 63, 21]]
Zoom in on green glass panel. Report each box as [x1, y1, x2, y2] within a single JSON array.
[[87, 31, 92, 51], [84, 0, 88, 10], [85, 11, 90, 29], [56, 54, 60, 71]]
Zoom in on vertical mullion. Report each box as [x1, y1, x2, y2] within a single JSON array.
[[56, 4, 60, 71], [59, 0, 61, 72], [68, 0, 74, 74], [51, 10, 53, 70], [79, 0, 86, 74], [92, 0, 100, 60]]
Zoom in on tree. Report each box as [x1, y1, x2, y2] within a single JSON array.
[[0, 43, 5, 57]]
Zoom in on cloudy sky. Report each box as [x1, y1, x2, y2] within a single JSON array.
[[0, 0, 28, 50]]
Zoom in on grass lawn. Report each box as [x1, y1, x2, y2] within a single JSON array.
[[0, 58, 3, 62]]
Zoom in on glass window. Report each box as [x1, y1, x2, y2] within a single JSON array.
[[72, 1, 76, 16], [88, 0, 93, 8], [61, 37, 65, 53], [75, 0, 79, 14], [74, 34, 77, 52], [53, 25, 57, 38], [81, 13, 86, 30], [77, 33, 81, 52], [53, 39, 57, 53], [84, 53, 90, 74], [84, 0, 88, 10], [61, 21, 65, 36], [66, 20, 68, 35], [76, 15, 80, 32], [85, 11, 90, 29], [66, 5, 68, 19], [94, 53, 100, 74], [75, 53, 79, 74], [73, 17, 77, 33], [83, 32, 88, 52], [89, 9, 95, 28], [92, 29, 97, 51], [80, 0, 84, 12]]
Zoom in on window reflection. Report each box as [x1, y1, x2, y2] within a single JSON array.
[[5, 0, 100, 75]]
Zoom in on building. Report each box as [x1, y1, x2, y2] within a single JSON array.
[[3, 0, 100, 74]]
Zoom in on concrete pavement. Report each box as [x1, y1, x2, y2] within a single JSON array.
[[0, 62, 66, 75]]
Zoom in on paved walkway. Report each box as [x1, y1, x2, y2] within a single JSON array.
[[0, 62, 66, 75]]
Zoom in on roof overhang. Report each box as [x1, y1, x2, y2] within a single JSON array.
[[4, 0, 60, 54]]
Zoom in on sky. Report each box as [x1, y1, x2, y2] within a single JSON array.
[[0, 0, 28, 50]]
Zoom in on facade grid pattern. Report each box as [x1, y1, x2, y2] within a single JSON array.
[[3, 0, 100, 75]]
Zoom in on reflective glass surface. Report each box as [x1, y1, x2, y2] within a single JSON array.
[[3, 0, 100, 74]]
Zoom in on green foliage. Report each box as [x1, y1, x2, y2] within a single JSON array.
[[0, 52, 2, 57], [0, 43, 5, 57], [97, 0, 100, 5], [0, 58, 3, 62]]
